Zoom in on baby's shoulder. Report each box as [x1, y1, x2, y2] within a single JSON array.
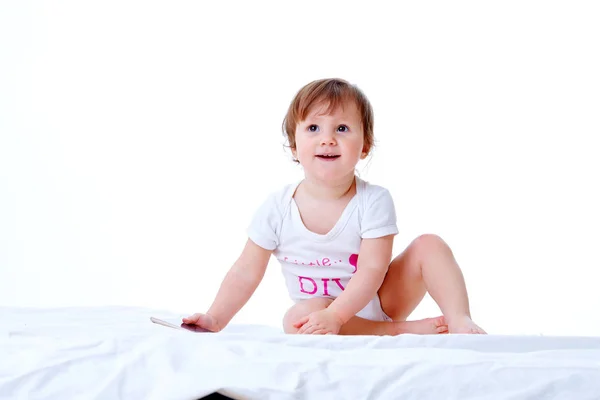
[[257, 180, 299, 212], [357, 177, 394, 203]]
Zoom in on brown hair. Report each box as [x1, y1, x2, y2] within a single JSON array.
[[282, 78, 374, 162]]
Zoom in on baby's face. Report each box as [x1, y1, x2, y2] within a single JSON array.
[[293, 100, 366, 184]]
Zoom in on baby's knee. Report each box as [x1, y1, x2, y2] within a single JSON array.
[[282, 297, 333, 334]]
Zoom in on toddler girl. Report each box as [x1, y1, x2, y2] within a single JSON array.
[[184, 78, 486, 335]]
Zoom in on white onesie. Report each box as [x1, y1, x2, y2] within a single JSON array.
[[247, 175, 398, 321]]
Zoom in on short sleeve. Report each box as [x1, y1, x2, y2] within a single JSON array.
[[360, 188, 399, 239], [246, 192, 281, 250]]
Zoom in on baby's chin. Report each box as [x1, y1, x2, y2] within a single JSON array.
[[304, 168, 357, 184]]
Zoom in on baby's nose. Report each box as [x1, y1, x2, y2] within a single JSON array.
[[320, 135, 336, 145]]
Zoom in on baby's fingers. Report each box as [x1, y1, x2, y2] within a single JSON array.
[[293, 316, 309, 329], [297, 324, 309, 334], [300, 324, 321, 335], [182, 313, 202, 324], [297, 321, 315, 334]]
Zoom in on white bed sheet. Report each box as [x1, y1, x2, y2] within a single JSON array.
[[1, 306, 599, 400]]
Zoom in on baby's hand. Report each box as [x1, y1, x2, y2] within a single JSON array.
[[293, 309, 344, 335], [182, 312, 222, 332]]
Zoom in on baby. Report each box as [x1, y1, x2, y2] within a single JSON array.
[[184, 78, 486, 335]]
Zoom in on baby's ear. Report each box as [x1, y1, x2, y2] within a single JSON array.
[[360, 146, 370, 159]]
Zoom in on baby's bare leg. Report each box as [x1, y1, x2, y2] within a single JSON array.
[[283, 298, 332, 333], [378, 234, 486, 334], [283, 298, 447, 335]]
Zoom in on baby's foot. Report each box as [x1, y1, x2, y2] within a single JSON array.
[[447, 315, 486, 334], [393, 316, 448, 335]]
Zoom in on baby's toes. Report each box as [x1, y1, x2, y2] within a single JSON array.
[[470, 325, 486, 334]]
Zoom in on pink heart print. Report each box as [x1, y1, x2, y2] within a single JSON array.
[[349, 253, 358, 273]]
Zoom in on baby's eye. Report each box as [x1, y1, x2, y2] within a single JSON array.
[[308, 124, 319, 132], [337, 125, 349, 133]]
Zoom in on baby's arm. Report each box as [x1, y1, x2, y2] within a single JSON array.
[[200, 238, 272, 330], [327, 235, 394, 323]]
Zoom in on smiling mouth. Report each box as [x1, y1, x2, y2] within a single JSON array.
[[316, 155, 340, 160]]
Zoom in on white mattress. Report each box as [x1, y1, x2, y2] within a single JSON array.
[[1, 306, 599, 400]]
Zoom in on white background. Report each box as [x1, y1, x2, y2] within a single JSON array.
[[1, 1, 599, 336]]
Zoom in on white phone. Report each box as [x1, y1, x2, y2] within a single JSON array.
[[150, 317, 211, 333]]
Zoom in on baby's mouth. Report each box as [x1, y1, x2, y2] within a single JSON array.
[[315, 154, 340, 160]]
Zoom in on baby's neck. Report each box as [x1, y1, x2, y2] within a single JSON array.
[[300, 175, 356, 201]]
